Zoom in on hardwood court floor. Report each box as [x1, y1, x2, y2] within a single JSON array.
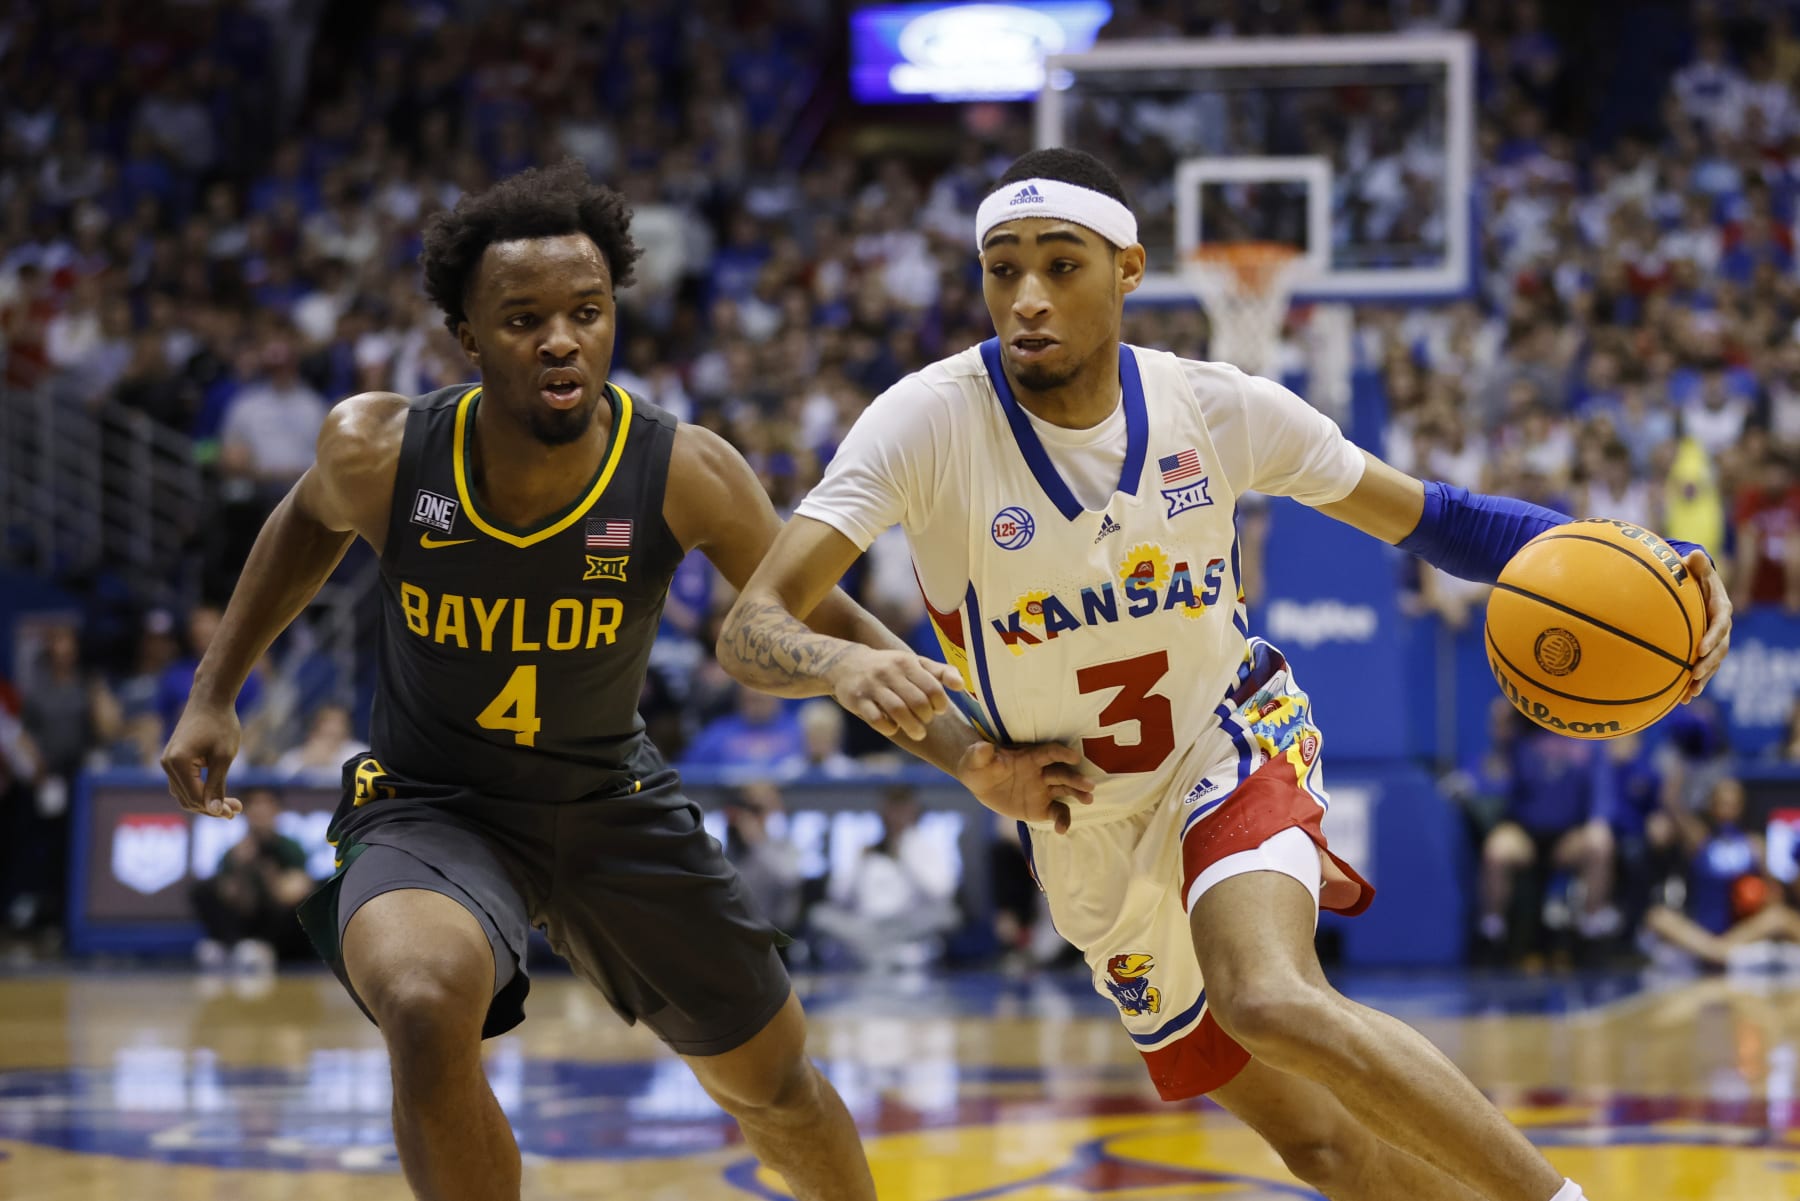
[[1, 965, 1796, 1200]]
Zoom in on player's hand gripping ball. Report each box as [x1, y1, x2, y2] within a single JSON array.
[[1484, 519, 1730, 738]]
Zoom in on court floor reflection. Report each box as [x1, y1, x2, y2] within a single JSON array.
[[1, 968, 1795, 1199]]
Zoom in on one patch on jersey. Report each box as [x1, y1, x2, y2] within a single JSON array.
[[1093, 514, 1122, 543], [1161, 476, 1214, 519], [410, 489, 460, 533], [991, 506, 1035, 550], [584, 555, 628, 583]]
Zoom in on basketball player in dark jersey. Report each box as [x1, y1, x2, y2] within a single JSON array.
[[161, 161, 1090, 1201]]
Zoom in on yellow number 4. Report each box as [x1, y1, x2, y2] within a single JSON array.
[[476, 664, 541, 747]]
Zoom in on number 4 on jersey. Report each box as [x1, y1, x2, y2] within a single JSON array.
[[477, 664, 542, 747]]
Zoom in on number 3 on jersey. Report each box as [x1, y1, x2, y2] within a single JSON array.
[[477, 664, 541, 746], [1076, 651, 1174, 773]]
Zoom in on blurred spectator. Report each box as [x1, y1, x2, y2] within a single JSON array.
[[0, 678, 48, 939], [1577, 439, 1657, 530], [156, 605, 263, 739], [1656, 698, 1737, 817], [679, 683, 806, 782], [1732, 450, 1800, 609], [988, 816, 1067, 970], [218, 337, 329, 490], [721, 781, 803, 933], [272, 702, 368, 782], [1596, 733, 1679, 933], [796, 700, 861, 778], [1477, 705, 1619, 963], [114, 610, 183, 721], [1642, 776, 1800, 971], [21, 624, 115, 781], [189, 787, 313, 972], [810, 786, 959, 971], [1, 263, 54, 390], [1775, 702, 1800, 765], [1682, 369, 1752, 458], [105, 711, 168, 770], [1662, 434, 1727, 560]]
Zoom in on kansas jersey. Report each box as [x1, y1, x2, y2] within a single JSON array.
[[371, 382, 683, 803], [796, 340, 1364, 824]]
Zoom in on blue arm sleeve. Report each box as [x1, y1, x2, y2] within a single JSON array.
[[1397, 481, 1708, 585]]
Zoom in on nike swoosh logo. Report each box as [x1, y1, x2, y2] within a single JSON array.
[[419, 533, 475, 549]]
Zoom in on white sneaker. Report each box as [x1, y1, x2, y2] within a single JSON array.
[[231, 939, 277, 974], [194, 938, 228, 971], [1726, 941, 1782, 974]]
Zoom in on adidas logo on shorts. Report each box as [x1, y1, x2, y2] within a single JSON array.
[[1009, 184, 1045, 206]]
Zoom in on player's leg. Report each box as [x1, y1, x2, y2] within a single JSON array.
[[1211, 1057, 1489, 1201], [1705, 901, 1800, 949], [343, 886, 520, 1201], [549, 790, 875, 1201], [1478, 820, 1534, 949], [682, 992, 876, 1201], [1550, 821, 1616, 939], [1191, 869, 1571, 1201]]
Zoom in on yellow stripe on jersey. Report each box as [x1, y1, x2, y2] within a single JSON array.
[[450, 383, 634, 548]]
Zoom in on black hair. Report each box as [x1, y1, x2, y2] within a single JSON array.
[[994, 147, 1130, 208], [420, 160, 642, 334]]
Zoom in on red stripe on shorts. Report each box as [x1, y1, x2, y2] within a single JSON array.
[[1179, 757, 1375, 917], [1140, 1010, 1252, 1099]]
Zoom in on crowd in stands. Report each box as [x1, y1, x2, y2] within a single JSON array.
[[4, 0, 1800, 968]]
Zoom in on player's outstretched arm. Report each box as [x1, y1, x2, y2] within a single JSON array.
[[1316, 448, 1732, 700], [683, 427, 1095, 826], [161, 392, 406, 819], [668, 426, 963, 744]]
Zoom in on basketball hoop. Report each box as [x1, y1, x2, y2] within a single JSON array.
[[1182, 243, 1304, 379]]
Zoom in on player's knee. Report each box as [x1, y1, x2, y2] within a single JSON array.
[[708, 1049, 819, 1120], [1483, 823, 1532, 869], [1209, 979, 1343, 1064], [360, 962, 488, 1069], [1265, 1124, 1373, 1194]]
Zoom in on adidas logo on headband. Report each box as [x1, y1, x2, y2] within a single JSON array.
[[976, 177, 1139, 250]]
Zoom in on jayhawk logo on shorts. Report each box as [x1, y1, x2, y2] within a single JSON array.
[[1104, 953, 1161, 1016]]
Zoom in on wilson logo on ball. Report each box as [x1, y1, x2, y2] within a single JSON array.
[[1532, 628, 1582, 676]]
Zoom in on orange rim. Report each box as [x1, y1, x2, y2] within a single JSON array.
[[1186, 242, 1302, 296]]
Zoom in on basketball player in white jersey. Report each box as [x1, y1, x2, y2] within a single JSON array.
[[717, 149, 1733, 1201]]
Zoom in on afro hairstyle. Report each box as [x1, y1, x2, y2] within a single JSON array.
[[420, 160, 642, 335]]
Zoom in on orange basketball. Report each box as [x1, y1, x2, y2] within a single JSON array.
[[1733, 875, 1770, 920], [1484, 518, 1706, 739]]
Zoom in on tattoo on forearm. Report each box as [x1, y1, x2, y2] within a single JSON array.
[[722, 600, 856, 689]]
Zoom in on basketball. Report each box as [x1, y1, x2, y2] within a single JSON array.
[[1733, 875, 1770, 921], [1485, 519, 1706, 739]]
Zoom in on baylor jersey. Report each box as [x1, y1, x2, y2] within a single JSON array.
[[370, 382, 683, 802]]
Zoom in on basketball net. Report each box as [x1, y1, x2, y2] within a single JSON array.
[[1182, 243, 1304, 379]]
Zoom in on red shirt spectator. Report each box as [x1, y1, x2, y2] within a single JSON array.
[[1, 264, 56, 390], [1734, 454, 1800, 606]]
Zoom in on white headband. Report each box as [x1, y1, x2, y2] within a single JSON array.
[[975, 177, 1138, 252]]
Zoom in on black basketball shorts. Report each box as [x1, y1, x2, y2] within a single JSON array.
[[296, 753, 791, 1055]]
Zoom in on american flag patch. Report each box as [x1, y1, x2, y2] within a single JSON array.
[[1159, 449, 1203, 485], [585, 518, 632, 548]]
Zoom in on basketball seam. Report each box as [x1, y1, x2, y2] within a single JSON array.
[[1490, 582, 1693, 671], [1485, 631, 1687, 707], [1523, 531, 1695, 657]]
